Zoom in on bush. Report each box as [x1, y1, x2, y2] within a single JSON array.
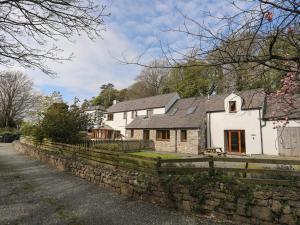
[[24, 102, 92, 144], [20, 122, 37, 136], [0, 127, 19, 136], [94, 143, 121, 151]]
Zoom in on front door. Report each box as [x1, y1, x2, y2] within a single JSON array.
[[225, 130, 246, 154], [143, 130, 150, 140]]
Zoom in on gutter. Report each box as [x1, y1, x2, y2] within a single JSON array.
[[207, 112, 211, 148], [259, 108, 264, 155]]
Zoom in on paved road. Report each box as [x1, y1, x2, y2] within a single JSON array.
[[0, 143, 231, 225]]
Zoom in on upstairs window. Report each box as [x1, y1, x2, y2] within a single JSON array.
[[146, 109, 153, 118], [180, 130, 187, 142], [131, 110, 137, 118], [229, 101, 237, 113], [107, 113, 114, 121], [156, 130, 170, 141], [123, 112, 127, 119]]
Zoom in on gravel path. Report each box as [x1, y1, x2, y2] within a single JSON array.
[[0, 143, 232, 225]]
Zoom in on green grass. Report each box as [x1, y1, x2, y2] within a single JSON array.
[[128, 151, 181, 159]]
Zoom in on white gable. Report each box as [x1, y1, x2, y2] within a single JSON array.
[[224, 93, 242, 113]]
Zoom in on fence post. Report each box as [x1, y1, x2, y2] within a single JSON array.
[[209, 157, 215, 176]]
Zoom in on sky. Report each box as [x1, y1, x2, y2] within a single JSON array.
[[5, 0, 247, 103]]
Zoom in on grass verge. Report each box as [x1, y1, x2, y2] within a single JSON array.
[[128, 151, 181, 159]]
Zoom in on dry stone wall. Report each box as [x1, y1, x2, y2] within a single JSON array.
[[13, 141, 300, 225]]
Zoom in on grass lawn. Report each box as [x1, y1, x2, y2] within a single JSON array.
[[128, 151, 181, 159]]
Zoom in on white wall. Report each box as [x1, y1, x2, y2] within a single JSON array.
[[207, 94, 263, 155], [262, 120, 300, 155], [153, 108, 165, 114], [103, 107, 166, 137]]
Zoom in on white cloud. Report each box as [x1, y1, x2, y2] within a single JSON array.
[[0, 0, 252, 103], [26, 27, 140, 101]]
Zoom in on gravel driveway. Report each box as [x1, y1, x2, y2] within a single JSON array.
[[0, 143, 233, 225]]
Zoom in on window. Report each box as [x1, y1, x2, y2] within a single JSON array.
[[130, 129, 134, 138], [229, 101, 237, 113], [131, 110, 137, 119], [107, 113, 114, 121], [146, 109, 153, 118], [123, 112, 127, 119], [186, 106, 197, 114], [181, 130, 187, 142], [156, 130, 170, 141]]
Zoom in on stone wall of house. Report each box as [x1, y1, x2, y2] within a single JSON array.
[[127, 129, 201, 154], [176, 129, 199, 154], [13, 141, 300, 225], [150, 130, 177, 152]]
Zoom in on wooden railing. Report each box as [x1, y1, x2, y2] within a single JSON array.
[[159, 156, 300, 185], [20, 137, 300, 185], [21, 137, 159, 173], [76, 139, 154, 152]]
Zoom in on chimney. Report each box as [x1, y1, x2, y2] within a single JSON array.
[[113, 99, 117, 105]]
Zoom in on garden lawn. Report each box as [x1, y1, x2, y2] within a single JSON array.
[[128, 151, 181, 159]]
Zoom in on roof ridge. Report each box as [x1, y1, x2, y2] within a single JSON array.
[[112, 92, 177, 105]]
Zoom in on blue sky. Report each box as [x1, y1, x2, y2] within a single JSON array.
[[12, 0, 247, 103]]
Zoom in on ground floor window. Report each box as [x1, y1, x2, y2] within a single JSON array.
[[224, 130, 246, 154], [180, 130, 187, 142], [156, 130, 170, 141]]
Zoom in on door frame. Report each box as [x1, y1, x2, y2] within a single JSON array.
[[224, 130, 246, 154]]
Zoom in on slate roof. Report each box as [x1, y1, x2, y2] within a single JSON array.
[[264, 94, 300, 120], [106, 93, 178, 113], [205, 89, 266, 112], [127, 89, 266, 129], [86, 105, 106, 111]]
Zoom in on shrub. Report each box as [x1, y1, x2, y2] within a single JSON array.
[[0, 127, 19, 136], [20, 122, 37, 136]]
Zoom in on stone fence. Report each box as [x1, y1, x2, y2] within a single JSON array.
[[13, 141, 300, 225]]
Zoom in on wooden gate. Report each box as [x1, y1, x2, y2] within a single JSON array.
[[278, 127, 300, 157]]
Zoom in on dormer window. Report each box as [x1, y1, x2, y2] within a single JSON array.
[[131, 110, 137, 118], [146, 109, 153, 118], [107, 113, 114, 121], [229, 101, 236, 113]]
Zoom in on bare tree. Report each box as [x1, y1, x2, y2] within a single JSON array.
[[123, 0, 300, 121], [0, 71, 37, 127], [0, 0, 107, 76], [135, 59, 170, 96]]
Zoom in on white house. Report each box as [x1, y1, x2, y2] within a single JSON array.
[[95, 89, 300, 157], [102, 93, 180, 138], [207, 92, 265, 155], [128, 90, 300, 157]]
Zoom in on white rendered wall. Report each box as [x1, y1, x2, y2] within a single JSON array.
[[207, 94, 263, 155], [262, 120, 300, 155], [153, 108, 165, 114], [103, 107, 165, 137], [104, 112, 127, 136]]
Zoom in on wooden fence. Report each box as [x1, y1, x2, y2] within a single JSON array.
[[21, 137, 159, 173], [76, 139, 154, 152], [159, 156, 300, 185], [20, 137, 300, 185]]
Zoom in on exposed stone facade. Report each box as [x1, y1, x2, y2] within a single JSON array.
[[13, 141, 300, 225], [126, 129, 203, 154]]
